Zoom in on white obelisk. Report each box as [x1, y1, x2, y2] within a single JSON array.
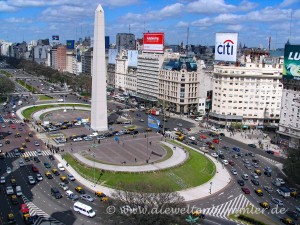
[[91, 4, 108, 131]]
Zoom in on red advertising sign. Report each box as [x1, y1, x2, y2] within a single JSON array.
[[143, 33, 164, 53]]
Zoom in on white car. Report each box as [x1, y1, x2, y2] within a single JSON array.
[[73, 137, 82, 142], [275, 178, 285, 185], [211, 153, 218, 158], [36, 173, 43, 181], [271, 197, 284, 206], [251, 173, 259, 179], [165, 130, 172, 134], [222, 160, 229, 165], [177, 123, 183, 127], [36, 149, 42, 156], [231, 168, 237, 175], [57, 163, 65, 171], [34, 141, 40, 146], [65, 190, 79, 201], [80, 194, 94, 202], [6, 167, 12, 174], [0, 176, 5, 184], [89, 132, 98, 137], [188, 136, 196, 141], [59, 182, 69, 191], [28, 176, 36, 185], [57, 98, 64, 102], [6, 186, 14, 195], [67, 174, 75, 181], [195, 117, 203, 121], [19, 160, 25, 167]]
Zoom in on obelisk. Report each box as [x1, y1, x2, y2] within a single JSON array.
[[91, 4, 108, 131]]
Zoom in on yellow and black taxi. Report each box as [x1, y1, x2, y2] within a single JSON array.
[[60, 176, 69, 184], [209, 145, 215, 150], [10, 179, 17, 187], [28, 132, 33, 137], [191, 210, 205, 219], [10, 195, 18, 205], [23, 155, 30, 162], [21, 143, 27, 148], [290, 188, 299, 198], [45, 171, 53, 179], [128, 127, 135, 132], [75, 186, 86, 194], [254, 169, 262, 176], [255, 189, 263, 196], [177, 135, 185, 141], [280, 217, 296, 225], [95, 191, 106, 198], [175, 131, 182, 135], [19, 147, 25, 153], [7, 213, 16, 224], [259, 201, 270, 209], [146, 128, 152, 132], [52, 168, 60, 176]]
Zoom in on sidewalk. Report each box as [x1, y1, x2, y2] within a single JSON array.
[[55, 141, 231, 202]]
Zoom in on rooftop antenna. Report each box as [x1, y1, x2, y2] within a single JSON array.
[[129, 24, 131, 34], [143, 21, 145, 33], [186, 26, 189, 53], [289, 11, 293, 40]]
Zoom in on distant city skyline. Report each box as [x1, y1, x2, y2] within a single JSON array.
[[0, 0, 299, 48]]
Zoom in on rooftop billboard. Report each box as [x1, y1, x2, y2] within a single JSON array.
[[108, 49, 118, 64], [66, 40, 75, 49], [283, 45, 300, 80], [128, 50, 138, 67], [52, 35, 59, 41], [215, 32, 238, 62], [143, 32, 164, 53]]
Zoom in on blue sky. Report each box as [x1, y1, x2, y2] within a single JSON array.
[[0, 0, 299, 48]]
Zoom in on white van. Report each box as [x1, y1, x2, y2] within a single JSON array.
[[73, 202, 96, 217], [16, 186, 22, 196], [17, 100, 22, 106], [57, 163, 65, 171]]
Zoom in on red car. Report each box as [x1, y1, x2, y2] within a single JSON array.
[[20, 204, 29, 214], [212, 139, 220, 144], [200, 135, 207, 139], [242, 187, 250, 194], [11, 124, 16, 129], [32, 166, 39, 172], [228, 160, 235, 166]]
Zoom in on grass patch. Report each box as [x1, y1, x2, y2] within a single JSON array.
[[0, 70, 13, 77], [16, 79, 37, 92], [21, 104, 90, 119], [228, 205, 280, 225], [63, 142, 216, 192], [80, 92, 91, 98], [39, 95, 54, 100]]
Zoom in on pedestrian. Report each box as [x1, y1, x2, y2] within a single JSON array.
[[135, 158, 137, 162], [149, 141, 152, 145], [98, 140, 100, 144], [88, 149, 90, 152]]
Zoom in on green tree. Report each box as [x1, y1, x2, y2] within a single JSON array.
[[0, 75, 15, 98], [283, 148, 300, 184]]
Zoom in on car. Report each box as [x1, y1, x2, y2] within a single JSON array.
[[237, 152, 244, 157], [252, 163, 259, 168], [251, 173, 259, 179], [80, 194, 94, 202], [0, 176, 5, 184], [67, 174, 75, 181], [32, 166, 39, 172], [237, 180, 245, 186], [52, 169, 60, 176], [11, 124, 16, 129], [264, 166, 272, 172], [36, 173, 43, 181], [36, 149, 42, 156], [241, 187, 250, 194], [248, 144, 257, 148], [260, 201, 270, 209], [97, 135, 106, 140], [264, 171, 272, 177], [242, 174, 249, 180], [255, 189, 263, 196], [211, 153, 218, 158], [33, 156, 40, 162], [20, 204, 29, 214], [11, 195, 18, 205], [57, 98, 64, 102], [209, 145, 215, 150], [75, 186, 86, 194], [14, 149, 20, 157], [28, 176, 35, 185], [95, 191, 107, 198], [232, 147, 240, 152], [212, 139, 220, 144], [251, 179, 259, 186], [19, 160, 25, 167], [248, 152, 255, 157], [297, 206, 300, 212], [6, 186, 14, 195], [286, 211, 299, 220], [266, 150, 274, 154], [228, 160, 235, 166], [222, 160, 229, 165], [244, 164, 252, 170], [177, 123, 183, 127], [231, 168, 237, 175], [222, 146, 230, 150], [6, 167, 12, 174], [252, 158, 259, 163], [188, 136, 196, 141], [83, 136, 93, 141], [10, 179, 17, 187], [45, 172, 53, 179], [1, 124, 6, 128], [59, 182, 69, 191], [272, 197, 284, 206], [243, 159, 250, 164], [73, 137, 83, 142], [65, 190, 79, 201], [51, 187, 62, 199], [190, 140, 197, 145], [218, 154, 225, 159], [34, 141, 39, 146], [276, 178, 285, 185], [280, 218, 295, 225], [139, 119, 145, 122], [264, 186, 273, 193], [44, 162, 51, 168], [7, 213, 16, 224]]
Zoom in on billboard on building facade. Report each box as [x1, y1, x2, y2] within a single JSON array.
[[283, 45, 300, 80], [52, 35, 59, 41], [108, 49, 118, 64], [214, 32, 238, 62], [128, 50, 138, 67], [66, 40, 75, 49], [143, 32, 164, 53]]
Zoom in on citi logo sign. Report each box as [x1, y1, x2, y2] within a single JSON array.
[[217, 40, 235, 55]]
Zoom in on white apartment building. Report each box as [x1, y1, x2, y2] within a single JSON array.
[[0, 40, 12, 56], [210, 56, 283, 127], [136, 53, 165, 103], [278, 79, 300, 149]]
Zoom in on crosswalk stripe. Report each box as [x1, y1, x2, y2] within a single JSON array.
[[4, 150, 52, 158], [3, 119, 23, 123]]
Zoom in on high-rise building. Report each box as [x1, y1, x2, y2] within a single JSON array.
[[82, 48, 93, 75], [105, 36, 110, 50], [51, 45, 66, 71], [116, 33, 135, 51]]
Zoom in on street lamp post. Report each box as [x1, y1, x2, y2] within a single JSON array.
[[91, 144, 98, 187], [209, 182, 212, 194]]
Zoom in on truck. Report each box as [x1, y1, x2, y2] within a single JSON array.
[[277, 187, 291, 198], [151, 110, 159, 116]]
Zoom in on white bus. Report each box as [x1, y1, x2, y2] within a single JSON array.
[[73, 202, 96, 217]]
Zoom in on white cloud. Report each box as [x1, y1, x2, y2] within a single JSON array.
[[0, 1, 17, 12], [226, 24, 243, 31], [245, 7, 292, 22], [213, 14, 243, 24], [101, 0, 140, 7], [191, 17, 213, 27], [5, 17, 32, 23], [186, 0, 235, 14], [279, 0, 300, 7], [176, 21, 189, 27], [238, 0, 257, 11]]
